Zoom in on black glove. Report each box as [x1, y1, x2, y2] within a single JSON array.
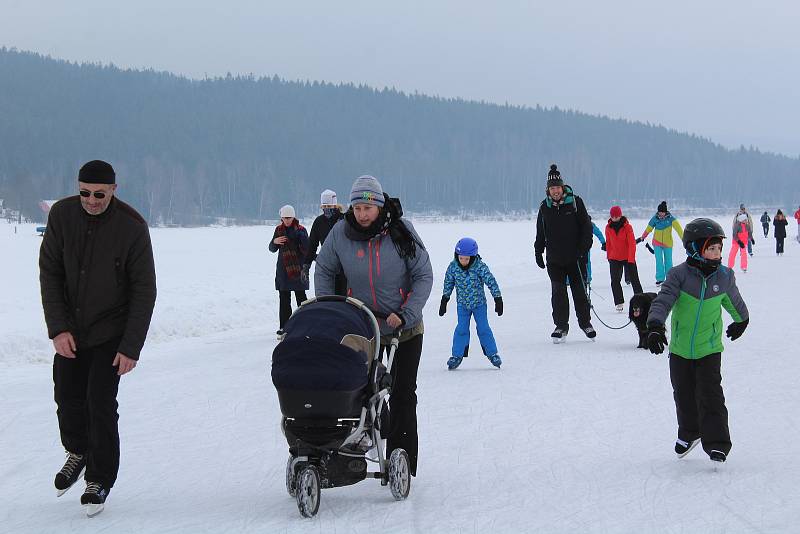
[[726, 318, 748, 341], [645, 243, 655, 254], [300, 265, 309, 285], [535, 253, 546, 270], [737, 239, 745, 248], [750, 237, 755, 244], [494, 296, 503, 316], [646, 324, 668, 355], [635, 237, 644, 244], [601, 243, 607, 251], [439, 296, 449, 316]]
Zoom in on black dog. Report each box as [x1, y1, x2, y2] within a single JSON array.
[[629, 292, 658, 349]]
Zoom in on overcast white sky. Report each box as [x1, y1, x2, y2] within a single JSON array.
[[2, 0, 798, 156]]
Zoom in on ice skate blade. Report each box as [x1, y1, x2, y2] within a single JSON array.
[[676, 439, 700, 458], [552, 337, 567, 344], [84, 503, 104, 517]]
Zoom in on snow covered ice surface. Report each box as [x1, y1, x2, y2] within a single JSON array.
[[1, 217, 798, 533]]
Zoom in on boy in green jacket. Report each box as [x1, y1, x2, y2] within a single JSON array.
[[646, 218, 749, 464]]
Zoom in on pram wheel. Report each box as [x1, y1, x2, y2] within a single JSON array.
[[285, 456, 296, 497], [296, 465, 321, 518], [388, 449, 411, 500]]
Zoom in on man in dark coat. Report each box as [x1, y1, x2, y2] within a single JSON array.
[[303, 189, 347, 295], [39, 160, 157, 515], [534, 164, 595, 342]]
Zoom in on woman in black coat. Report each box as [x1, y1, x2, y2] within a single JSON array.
[[774, 210, 788, 255], [269, 205, 309, 334]]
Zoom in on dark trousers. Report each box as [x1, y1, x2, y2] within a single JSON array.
[[278, 290, 307, 328], [53, 337, 122, 488], [763, 223, 769, 238], [609, 260, 644, 305], [547, 261, 591, 329], [776, 237, 785, 254], [381, 333, 422, 476], [669, 352, 731, 456]]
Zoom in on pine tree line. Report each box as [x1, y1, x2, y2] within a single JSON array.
[[1, 47, 797, 224]]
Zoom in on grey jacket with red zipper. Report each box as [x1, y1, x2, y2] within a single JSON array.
[[314, 217, 433, 336]]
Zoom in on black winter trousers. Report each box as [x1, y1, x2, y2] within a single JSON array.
[[763, 223, 769, 238], [381, 333, 422, 476], [609, 260, 644, 305], [53, 337, 122, 488], [546, 261, 591, 329], [776, 237, 785, 254], [669, 352, 731, 456], [278, 290, 308, 328]]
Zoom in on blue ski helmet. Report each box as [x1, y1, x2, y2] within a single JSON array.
[[454, 237, 479, 256]]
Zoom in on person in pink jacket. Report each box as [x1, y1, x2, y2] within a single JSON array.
[[728, 213, 749, 272]]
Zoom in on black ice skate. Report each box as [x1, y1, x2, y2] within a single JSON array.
[[674, 438, 700, 458], [81, 482, 110, 517], [581, 325, 597, 340], [551, 327, 568, 344], [54, 452, 86, 497], [709, 450, 726, 463]]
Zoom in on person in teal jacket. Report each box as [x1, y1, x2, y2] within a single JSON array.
[[638, 201, 683, 284], [439, 237, 502, 370], [646, 218, 749, 464]]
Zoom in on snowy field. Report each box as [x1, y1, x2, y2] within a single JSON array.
[[1, 216, 799, 533]]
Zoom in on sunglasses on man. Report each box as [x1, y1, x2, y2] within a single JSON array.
[[80, 190, 109, 199]]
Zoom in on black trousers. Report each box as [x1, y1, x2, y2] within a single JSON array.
[[278, 290, 308, 328], [776, 237, 785, 254], [547, 261, 591, 329], [53, 337, 122, 488], [609, 260, 644, 305], [381, 333, 422, 476], [669, 352, 731, 456], [763, 223, 769, 237]]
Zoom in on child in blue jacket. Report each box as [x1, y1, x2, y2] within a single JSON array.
[[439, 238, 503, 369]]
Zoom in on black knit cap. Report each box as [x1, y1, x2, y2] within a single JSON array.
[[78, 160, 116, 184], [546, 164, 564, 187], [657, 201, 668, 213]]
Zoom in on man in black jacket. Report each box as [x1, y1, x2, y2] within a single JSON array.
[[534, 164, 595, 343], [39, 160, 157, 516], [302, 189, 347, 295]]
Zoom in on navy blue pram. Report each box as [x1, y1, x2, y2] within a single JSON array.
[[271, 296, 411, 517]]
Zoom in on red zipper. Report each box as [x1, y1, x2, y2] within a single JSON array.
[[368, 241, 378, 309]]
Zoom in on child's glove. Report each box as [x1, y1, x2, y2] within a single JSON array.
[[601, 243, 607, 251], [535, 252, 546, 270], [737, 239, 745, 248], [438, 296, 449, 316], [726, 318, 748, 341], [750, 237, 755, 245], [494, 297, 503, 316], [646, 324, 668, 355], [635, 237, 644, 244]]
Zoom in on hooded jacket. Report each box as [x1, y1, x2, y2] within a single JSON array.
[[731, 212, 754, 239], [647, 261, 748, 359], [604, 217, 637, 263], [314, 215, 433, 336], [442, 255, 501, 310], [642, 213, 683, 248], [534, 185, 592, 265]]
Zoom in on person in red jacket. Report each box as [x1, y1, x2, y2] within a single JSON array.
[[794, 206, 800, 243], [605, 206, 644, 312]]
